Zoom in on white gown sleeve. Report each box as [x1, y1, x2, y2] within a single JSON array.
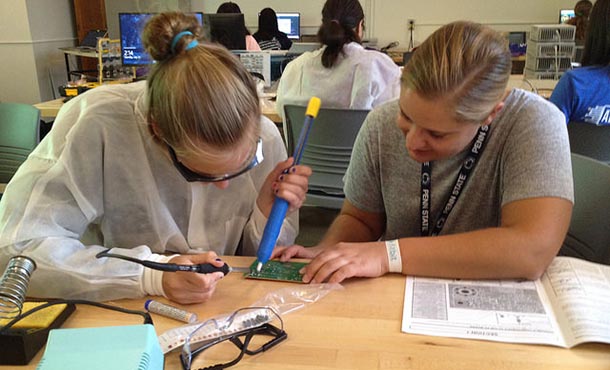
[[0, 96, 168, 301]]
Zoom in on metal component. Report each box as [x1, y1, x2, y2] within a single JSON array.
[[229, 266, 252, 274], [0, 256, 36, 319]]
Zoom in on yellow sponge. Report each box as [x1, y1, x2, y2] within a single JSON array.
[[0, 302, 67, 329]]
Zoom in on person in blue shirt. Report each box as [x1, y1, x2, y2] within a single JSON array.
[[550, 0, 610, 125]]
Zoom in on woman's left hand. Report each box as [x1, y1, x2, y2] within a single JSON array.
[[257, 157, 312, 216], [300, 241, 389, 284]]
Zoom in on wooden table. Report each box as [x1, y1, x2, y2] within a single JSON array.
[[3, 256, 608, 370], [33, 98, 65, 119], [507, 74, 558, 99], [33, 98, 282, 124]]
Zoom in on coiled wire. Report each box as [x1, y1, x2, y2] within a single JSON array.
[[0, 256, 36, 319]]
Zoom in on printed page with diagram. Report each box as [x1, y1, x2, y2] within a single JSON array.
[[401, 257, 610, 347], [541, 257, 610, 347]]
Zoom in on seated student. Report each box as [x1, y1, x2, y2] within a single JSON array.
[[216, 2, 261, 51], [276, 21, 573, 284], [551, 0, 610, 125], [0, 12, 311, 304], [567, 0, 593, 44], [275, 0, 400, 117], [253, 8, 293, 51]]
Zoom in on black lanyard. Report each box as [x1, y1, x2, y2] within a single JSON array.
[[420, 125, 490, 237]]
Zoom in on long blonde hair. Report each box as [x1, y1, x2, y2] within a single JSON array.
[[143, 12, 260, 156], [402, 21, 511, 124]]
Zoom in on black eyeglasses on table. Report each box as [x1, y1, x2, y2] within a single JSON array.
[[180, 322, 286, 370], [180, 306, 287, 370]]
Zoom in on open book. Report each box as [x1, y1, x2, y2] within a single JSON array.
[[401, 256, 610, 347]]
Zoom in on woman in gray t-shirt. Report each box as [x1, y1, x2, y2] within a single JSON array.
[[275, 21, 573, 284]]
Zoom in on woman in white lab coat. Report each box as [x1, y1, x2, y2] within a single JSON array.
[[276, 0, 400, 118], [0, 12, 310, 304]]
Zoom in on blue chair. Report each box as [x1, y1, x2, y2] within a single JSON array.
[[0, 103, 41, 187], [560, 153, 610, 265], [283, 105, 369, 210]]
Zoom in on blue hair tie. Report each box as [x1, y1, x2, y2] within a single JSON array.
[[170, 31, 199, 54]]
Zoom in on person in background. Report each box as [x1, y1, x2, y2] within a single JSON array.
[[551, 0, 610, 125], [0, 12, 311, 304], [567, 0, 593, 44], [275, 21, 573, 285], [216, 2, 261, 51], [253, 8, 293, 51], [275, 0, 400, 118]]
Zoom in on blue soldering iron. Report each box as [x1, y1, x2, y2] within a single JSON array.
[[255, 97, 321, 273]]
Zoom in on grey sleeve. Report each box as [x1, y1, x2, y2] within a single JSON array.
[[344, 105, 386, 213], [501, 95, 574, 206]]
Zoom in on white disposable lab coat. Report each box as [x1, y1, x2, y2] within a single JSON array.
[[276, 42, 401, 119], [0, 81, 296, 301]]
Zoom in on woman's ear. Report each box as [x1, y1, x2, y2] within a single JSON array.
[[356, 20, 364, 39], [149, 119, 161, 138], [483, 101, 505, 126]]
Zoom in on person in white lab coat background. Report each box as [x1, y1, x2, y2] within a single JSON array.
[[275, 0, 400, 119], [0, 12, 310, 304]]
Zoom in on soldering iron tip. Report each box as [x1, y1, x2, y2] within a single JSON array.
[[256, 262, 263, 273]]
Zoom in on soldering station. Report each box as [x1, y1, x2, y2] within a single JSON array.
[[0, 97, 321, 370]]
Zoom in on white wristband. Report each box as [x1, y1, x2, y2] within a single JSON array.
[[385, 239, 403, 273]]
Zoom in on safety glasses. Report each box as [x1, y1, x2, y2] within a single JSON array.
[[167, 138, 264, 182]]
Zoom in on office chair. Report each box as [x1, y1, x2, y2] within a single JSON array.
[[567, 121, 610, 164], [559, 153, 610, 265], [284, 105, 369, 209], [0, 103, 41, 188]]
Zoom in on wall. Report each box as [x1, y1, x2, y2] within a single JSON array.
[[28, 0, 77, 103], [0, 1, 39, 104], [193, 0, 577, 48], [0, 0, 582, 104], [369, 0, 577, 49], [0, 0, 75, 104]]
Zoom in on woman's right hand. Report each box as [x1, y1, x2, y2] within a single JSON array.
[[256, 158, 312, 217], [162, 253, 225, 304]]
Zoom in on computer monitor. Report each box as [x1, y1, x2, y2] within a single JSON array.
[[203, 13, 246, 50], [559, 9, 575, 24], [508, 31, 526, 45], [119, 12, 203, 66], [232, 51, 272, 86], [276, 12, 300, 40]]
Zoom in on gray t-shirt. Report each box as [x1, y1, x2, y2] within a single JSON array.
[[344, 89, 574, 239]]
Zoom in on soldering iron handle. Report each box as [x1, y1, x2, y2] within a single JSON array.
[[256, 198, 290, 266], [255, 97, 321, 271], [194, 263, 231, 275]]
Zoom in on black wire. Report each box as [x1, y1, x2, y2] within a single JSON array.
[[95, 249, 230, 274], [0, 299, 153, 334]]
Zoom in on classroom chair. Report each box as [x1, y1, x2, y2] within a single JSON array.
[[0, 103, 41, 190], [567, 121, 610, 164], [283, 105, 369, 210], [559, 153, 610, 265]]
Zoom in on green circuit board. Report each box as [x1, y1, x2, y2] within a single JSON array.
[[245, 260, 307, 283]]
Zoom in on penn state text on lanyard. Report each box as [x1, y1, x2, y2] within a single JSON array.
[[420, 125, 490, 237]]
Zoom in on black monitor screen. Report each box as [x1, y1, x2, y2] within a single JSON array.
[[119, 12, 203, 66], [276, 12, 300, 40], [203, 13, 246, 50], [559, 9, 575, 24], [508, 31, 526, 45]]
